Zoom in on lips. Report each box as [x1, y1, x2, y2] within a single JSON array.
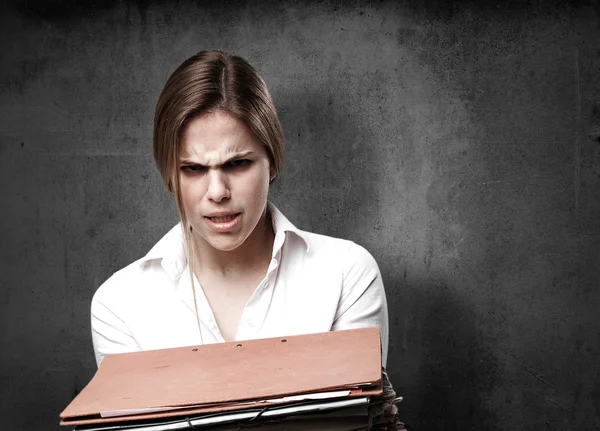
[[204, 212, 241, 232], [208, 214, 237, 223]]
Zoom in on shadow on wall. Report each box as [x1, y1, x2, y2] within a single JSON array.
[[396, 280, 502, 430]]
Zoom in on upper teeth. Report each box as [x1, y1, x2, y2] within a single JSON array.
[[211, 215, 236, 223]]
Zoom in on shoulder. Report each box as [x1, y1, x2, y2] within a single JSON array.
[[92, 256, 152, 313], [92, 225, 182, 311], [294, 229, 380, 275], [270, 204, 378, 273]]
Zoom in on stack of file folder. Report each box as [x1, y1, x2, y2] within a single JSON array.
[[61, 327, 392, 430]]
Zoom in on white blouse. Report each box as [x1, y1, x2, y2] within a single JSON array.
[[91, 204, 389, 367]]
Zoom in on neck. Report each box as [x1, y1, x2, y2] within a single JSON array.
[[191, 210, 275, 278]]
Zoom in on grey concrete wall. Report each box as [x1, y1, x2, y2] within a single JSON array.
[[1, 0, 599, 429]]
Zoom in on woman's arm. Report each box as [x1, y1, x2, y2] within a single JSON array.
[[332, 242, 390, 367], [91, 282, 141, 366]]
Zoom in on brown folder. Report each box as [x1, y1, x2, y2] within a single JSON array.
[[60, 327, 383, 426]]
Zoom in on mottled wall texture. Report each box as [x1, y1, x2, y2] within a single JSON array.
[[1, 0, 599, 429]]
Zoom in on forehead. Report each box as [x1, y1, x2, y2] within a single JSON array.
[[180, 111, 264, 162]]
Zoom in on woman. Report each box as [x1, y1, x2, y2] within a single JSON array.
[[91, 50, 389, 369]]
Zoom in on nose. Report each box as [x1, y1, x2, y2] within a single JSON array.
[[206, 169, 230, 203]]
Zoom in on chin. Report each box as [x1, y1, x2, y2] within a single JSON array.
[[207, 236, 246, 252]]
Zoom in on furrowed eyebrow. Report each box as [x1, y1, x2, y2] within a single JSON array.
[[179, 158, 203, 166], [179, 151, 254, 167]]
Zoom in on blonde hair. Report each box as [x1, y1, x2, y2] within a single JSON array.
[[152, 51, 284, 340]]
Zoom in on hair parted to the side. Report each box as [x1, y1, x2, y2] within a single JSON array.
[[153, 50, 285, 232]]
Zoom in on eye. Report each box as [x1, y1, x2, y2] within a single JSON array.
[[180, 164, 207, 174], [226, 159, 251, 169]]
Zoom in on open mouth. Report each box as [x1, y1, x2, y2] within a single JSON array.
[[204, 213, 241, 232], [207, 214, 238, 223]]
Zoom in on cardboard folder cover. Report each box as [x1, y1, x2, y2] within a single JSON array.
[[60, 327, 382, 426]]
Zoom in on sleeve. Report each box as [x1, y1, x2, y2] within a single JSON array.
[[91, 279, 141, 367], [331, 242, 390, 367]]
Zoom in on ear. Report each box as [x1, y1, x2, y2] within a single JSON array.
[[168, 166, 178, 193], [269, 166, 276, 184]]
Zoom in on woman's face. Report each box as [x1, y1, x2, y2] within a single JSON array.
[[178, 111, 272, 253]]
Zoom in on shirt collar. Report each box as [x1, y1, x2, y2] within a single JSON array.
[[142, 224, 187, 279], [139, 202, 309, 279], [268, 202, 310, 254]]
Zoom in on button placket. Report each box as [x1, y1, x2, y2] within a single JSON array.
[[237, 252, 281, 339]]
